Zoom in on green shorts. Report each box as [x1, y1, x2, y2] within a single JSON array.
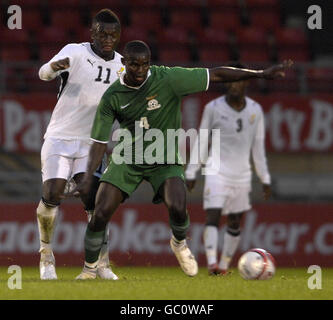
[[100, 161, 185, 204]]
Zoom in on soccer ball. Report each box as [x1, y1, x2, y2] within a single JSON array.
[[238, 248, 276, 280]]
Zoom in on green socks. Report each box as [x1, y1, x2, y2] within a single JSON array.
[[84, 227, 105, 264]]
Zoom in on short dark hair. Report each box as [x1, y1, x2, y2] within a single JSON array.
[[123, 40, 151, 58], [93, 9, 120, 26], [227, 61, 248, 69]]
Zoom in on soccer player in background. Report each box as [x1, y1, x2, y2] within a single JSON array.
[[185, 62, 272, 275], [70, 41, 291, 279], [37, 9, 123, 280]]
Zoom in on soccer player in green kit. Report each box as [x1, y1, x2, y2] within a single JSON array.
[[72, 41, 292, 279]]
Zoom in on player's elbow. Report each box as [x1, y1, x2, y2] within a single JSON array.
[[38, 64, 55, 81]]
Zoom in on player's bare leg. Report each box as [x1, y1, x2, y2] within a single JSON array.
[[160, 177, 198, 277], [218, 212, 244, 274], [76, 182, 124, 280], [73, 173, 117, 280], [37, 178, 67, 280], [204, 209, 222, 275]]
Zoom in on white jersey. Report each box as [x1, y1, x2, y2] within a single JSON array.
[[39, 42, 124, 141], [185, 95, 271, 187]]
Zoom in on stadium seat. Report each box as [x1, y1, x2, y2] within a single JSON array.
[[129, 10, 162, 30], [11, 0, 41, 8], [159, 48, 191, 63], [236, 27, 268, 49], [1, 29, 29, 44], [278, 49, 310, 62], [167, 0, 203, 8], [239, 49, 270, 63], [128, 0, 163, 8], [306, 68, 333, 93], [22, 10, 43, 31], [50, 10, 83, 31], [199, 27, 229, 46], [199, 48, 229, 63], [121, 27, 149, 44], [39, 44, 63, 62], [158, 26, 190, 45], [250, 12, 281, 31], [246, 0, 279, 11], [0, 47, 31, 62], [275, 28, 308, 50], [37, 26, 68, 44], [169, 9, 203, 30], [75, 28, 92, 43], [46, 0, 82, 8], [209, 11, 240, 31], [206, 0, 240, 11]]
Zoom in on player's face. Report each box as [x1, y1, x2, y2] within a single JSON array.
[[123, 53, 151, 87], [91, 22, 120, 57], [226, 80, 248, 98]]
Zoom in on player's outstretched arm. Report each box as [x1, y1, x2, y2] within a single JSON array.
[[39, 57, 70, 81], [209, 60, 293, 83]]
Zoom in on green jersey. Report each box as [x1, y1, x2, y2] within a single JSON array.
[[91, 65, 209, 166]]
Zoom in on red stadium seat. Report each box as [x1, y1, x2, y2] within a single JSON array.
[[0, 47, 31, 62], [237, 27, 268, 48], [39, 44, 63, 62], [75, 28, 92, 43], [167, 0, 203, 8], [158, 26, 190, 45], [278, 49, 310, 62], [199, 27, 229, 46], [130, 10, 162, 30], [37, 26, 68, 44], [11, 0, 41, 7], [128, 0, 163, 8], [47, 0, 82, 8], [159, 48, 191, 63], [50, 10, 83, 31], [239, 49, 270, 63], [121, 27, 149, 44], [275, 28, 308, 49], [251, 12, 281, 31], [1, 29, 29, 44], [169, 9, 203, 30], [306, 67, 333, 93], [246, 0, 279, 11], [209, 11, 240, 31], [22, 10, 43, 31], [199, 48, 229, 63], [206, 0, 240, 11]]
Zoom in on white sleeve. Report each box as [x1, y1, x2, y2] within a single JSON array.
[[252, 108, 271, 184], [38, 44, 76, 81], [185, 103, 213, 180]]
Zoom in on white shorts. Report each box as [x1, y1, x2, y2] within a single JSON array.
[[203, 175, 251, 215], [41, 138, 107, 182]]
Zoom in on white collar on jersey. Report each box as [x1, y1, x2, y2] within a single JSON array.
[[119, 69, 151, 90]]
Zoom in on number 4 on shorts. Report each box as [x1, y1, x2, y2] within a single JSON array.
[[139, 117, 150, 129]]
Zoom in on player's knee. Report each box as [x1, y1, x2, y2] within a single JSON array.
[[42, 189, 61, 206], [205, 210, 221, 227], [89, 208, 109, 232], [227, 213, 243, 231]]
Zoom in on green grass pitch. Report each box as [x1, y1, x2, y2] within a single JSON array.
[[0, 267, 332, 300]]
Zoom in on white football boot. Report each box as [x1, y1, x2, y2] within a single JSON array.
[[40, 248, 57, 280], [170, 237, 198, 277], [97, 267, 119, 280], [75, 265, 97, 280]]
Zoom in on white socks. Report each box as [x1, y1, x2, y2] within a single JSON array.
[[204, 225, 241, 270], [219, 230, 241, 270], [203, 225, 218, 266], [36, 200, 58, 253]]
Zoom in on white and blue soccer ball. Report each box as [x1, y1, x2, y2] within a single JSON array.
[[238, 248, 276, 280]]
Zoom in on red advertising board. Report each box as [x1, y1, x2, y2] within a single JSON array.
[[1, 94, 333, 152], [1, 202, 332, 267]]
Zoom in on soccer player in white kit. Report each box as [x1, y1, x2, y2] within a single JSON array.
[[37, 9, 123, 280], [185, 62, 272, 275]]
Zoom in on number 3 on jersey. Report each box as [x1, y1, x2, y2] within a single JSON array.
[[236, 118, 242, 132], [139, 117, 150, 129]]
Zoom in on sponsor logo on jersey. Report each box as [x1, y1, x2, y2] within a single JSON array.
[[147, 98, 161, 111], [249, 114, 256, 124], [87, 59, 95, 67]]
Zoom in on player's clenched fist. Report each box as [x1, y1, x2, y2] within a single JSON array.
[[50, 57, 70, 72]]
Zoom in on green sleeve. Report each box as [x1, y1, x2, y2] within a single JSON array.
[[167, 67, 209, 96], [90, 96, 115, 143]]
